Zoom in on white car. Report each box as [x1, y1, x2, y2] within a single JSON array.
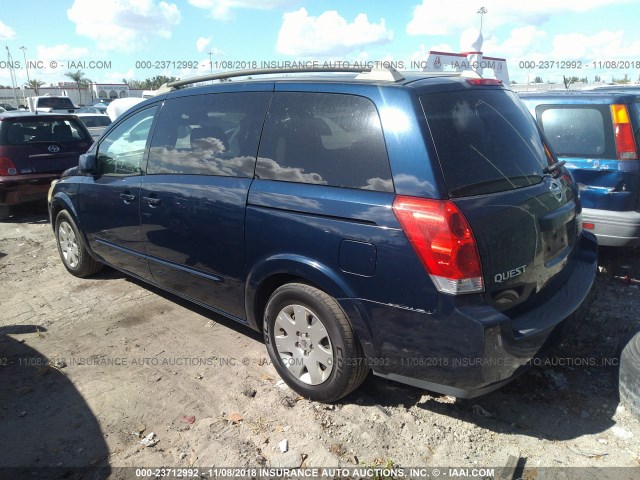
[[74, 113, 112, 140]]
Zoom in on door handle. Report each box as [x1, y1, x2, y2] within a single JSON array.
[[142, 196, 161, 207], [120, 192, 136, 203]]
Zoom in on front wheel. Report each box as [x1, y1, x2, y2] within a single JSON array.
[[263, 283, 368, 402], [55, 210, 102, 277]]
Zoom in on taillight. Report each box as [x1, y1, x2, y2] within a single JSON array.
[[0, 156, 17, 176], [465, 78, 503, 86], [611, 104, 638, 160], [393, 195, 483, 295]]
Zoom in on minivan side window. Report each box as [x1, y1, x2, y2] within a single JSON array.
[[537, 106, 613, 157], [255, 92, 393, 192], [146, 92, 271, 177], [96, 106, 157, 176]]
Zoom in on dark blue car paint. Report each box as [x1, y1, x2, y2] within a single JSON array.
[[519, 91, 640, 246], [79, 175, 154, 281], [140, 175, 252, 320], [49, 76, 598, 398]]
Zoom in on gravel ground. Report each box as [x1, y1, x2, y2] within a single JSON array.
[[0, 201, 639, 480]]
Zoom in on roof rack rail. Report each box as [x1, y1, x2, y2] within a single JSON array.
[[158, 66, 406, 93]]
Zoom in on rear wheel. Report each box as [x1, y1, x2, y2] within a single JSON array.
[[55, 210, 102, 277], [264, 283, 368, 402]]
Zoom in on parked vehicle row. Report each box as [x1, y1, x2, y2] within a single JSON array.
[[48, 68, 597, 402]]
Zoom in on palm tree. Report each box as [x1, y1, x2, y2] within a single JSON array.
[[26, 79, 45, 95], [65, 70, 91, 105]]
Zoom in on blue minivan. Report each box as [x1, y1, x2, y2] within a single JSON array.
[[48, 68, 597, 402], [519, 90, 640, 247]]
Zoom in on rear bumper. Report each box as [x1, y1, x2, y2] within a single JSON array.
[[359, 231, 598, 398], [582, 207, 640, 247], [0, 174, 59, 205]]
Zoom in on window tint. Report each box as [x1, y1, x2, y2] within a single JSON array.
[[96, 106, 157, 176], [538, 106, 610, 157], [256, 92, 393, 192], [146, 92, 270, 177], [421, 90, 549, 197], [37, 97, 75, 109], [5, 119, 91, 145], [79, 116, 112, 128]]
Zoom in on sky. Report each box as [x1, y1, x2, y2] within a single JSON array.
[[1, 0, 639, 87]]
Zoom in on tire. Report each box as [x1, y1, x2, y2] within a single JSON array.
[[0, 204, 10, 221], [263, 283, 369, 402], [55, 210, 102, 278], [619, 331, 640, 421]]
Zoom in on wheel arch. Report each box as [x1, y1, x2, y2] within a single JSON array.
[[50, 192, 99, 263], [244, 254, 377, 359], [50, 192, 79, 230], [245, 254, 353, 329]]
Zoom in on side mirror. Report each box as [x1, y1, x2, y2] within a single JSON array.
[[78, 153, 97, 174]]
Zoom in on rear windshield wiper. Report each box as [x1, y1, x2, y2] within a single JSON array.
[[450, 175, 542, 197], [543, 160, 566, 175]]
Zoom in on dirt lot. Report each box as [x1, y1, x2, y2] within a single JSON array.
[[1, 202, 639, 479]]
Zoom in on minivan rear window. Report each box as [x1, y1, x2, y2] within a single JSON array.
[[421, 90, 549, 197]]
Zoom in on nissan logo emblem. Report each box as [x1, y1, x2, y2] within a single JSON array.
[[549, 178, 564, 202], [48, 145, 60, 153]]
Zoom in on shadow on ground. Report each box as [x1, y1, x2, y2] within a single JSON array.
[[0, 200, 49, 225], [0, 325, 110, 479]]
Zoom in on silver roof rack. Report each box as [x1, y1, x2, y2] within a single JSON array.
[[355, 67, 405, 82], [157, 66, 406, 93]]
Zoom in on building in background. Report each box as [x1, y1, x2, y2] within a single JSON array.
[[0, 82, 145, 108]]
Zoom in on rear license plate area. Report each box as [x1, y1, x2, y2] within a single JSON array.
[[542, 225, 569, 263]]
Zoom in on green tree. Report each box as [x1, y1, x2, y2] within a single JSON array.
[[142, 75, 179, 90], [613, 74, 630, 84], [122, 78, 145, 89], [65, 70, 91, 104], [25, 79, 45, 95], [533, 75, 543, 83], [121, 75, 178, 90]]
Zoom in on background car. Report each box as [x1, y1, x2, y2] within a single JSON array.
[[76, 105, 108, 114], [92, 98, 114, 106], [0, 103, 17, 111], [75, 113, 112, 140], [520, 90, 640, 247], [0, 112, 92, 220]]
